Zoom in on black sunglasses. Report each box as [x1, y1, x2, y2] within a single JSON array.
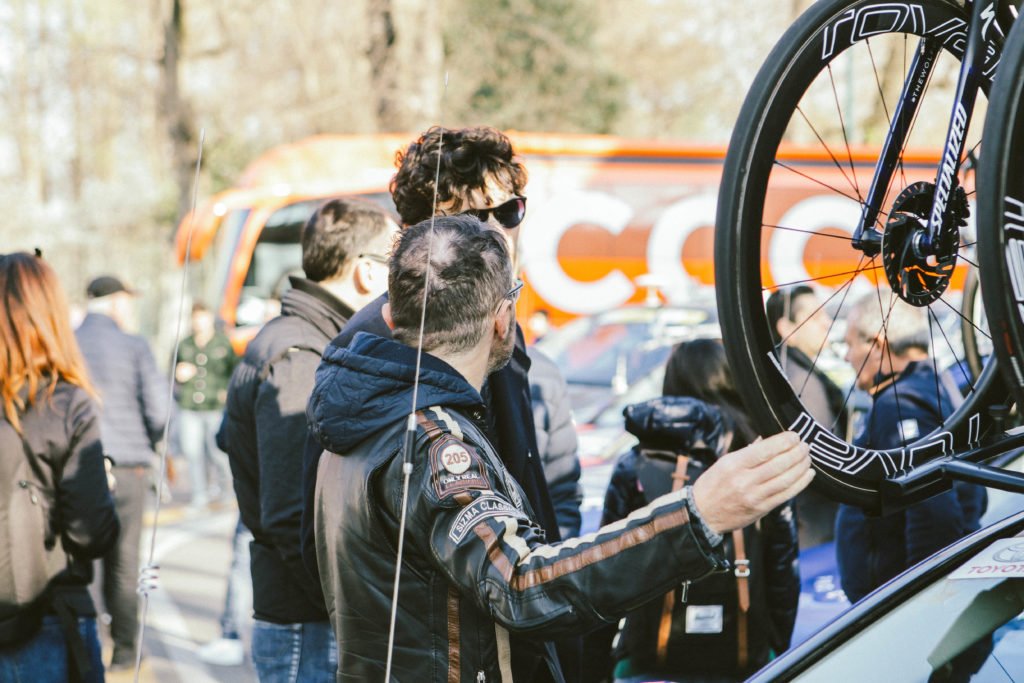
[[464, 196, 527, 230]]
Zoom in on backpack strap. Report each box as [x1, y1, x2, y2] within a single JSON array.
[[733, 528, 751, 670], [656, 454, 689, 667]]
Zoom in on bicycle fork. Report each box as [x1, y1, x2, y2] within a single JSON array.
[[852, 0, 1008, 258]]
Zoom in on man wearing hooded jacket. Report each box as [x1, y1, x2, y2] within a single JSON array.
[[218, 198, 397, 681], [836, 294, 986, 603], [309, 215, 814, 682]]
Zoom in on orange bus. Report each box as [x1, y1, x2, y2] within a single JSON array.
[[175, 133, 958, 350]]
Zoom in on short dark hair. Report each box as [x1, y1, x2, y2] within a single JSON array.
[[765, 285, 816, 345], [390, 127, 528, 226], [301, 198, 392, 282], [388, 214, 512, 353]]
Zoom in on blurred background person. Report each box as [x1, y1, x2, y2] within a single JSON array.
[[174, 301, 237, 511], [76, 275, 169, 672], [0, 252, 120, 682], [528, 307, 552, 343], [836, 294, 986, 604], [766, 285, 844, 548], [585, 338, 799, 683]]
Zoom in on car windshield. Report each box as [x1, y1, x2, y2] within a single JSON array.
[[796, 533, 1024, 681]]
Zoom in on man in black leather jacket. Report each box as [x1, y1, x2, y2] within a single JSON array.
[[309, 215, 814, 682], [300, 126, 583, 680]]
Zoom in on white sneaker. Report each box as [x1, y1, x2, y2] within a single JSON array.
[[197, 637, 245, 666]]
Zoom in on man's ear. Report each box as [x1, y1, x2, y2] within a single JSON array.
[[775, 318, 793, 340], [381, 302, 395, 330], [352, 260, 369, 294], [493, 301, 512, 341]]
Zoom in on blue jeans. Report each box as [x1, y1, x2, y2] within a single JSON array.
[[252, 620, 336, 683], [0, 615, 104, 683], [220, 518, 253, 640]]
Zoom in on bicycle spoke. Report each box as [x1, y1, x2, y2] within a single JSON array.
[[935, 294, 992, 341], [792, 260, 865, 405], [876, 289, 909, 435], [763, 223, 856, 242], [770, 160, 876, 208], [774, 259, 865, 350], [826, 64, 863, 201], [866, 38, 909, 191], [928, 305, 976, 395], [925, 309, 946, 419], [795, 105, 863, 197], [762, 263, 883, 291]]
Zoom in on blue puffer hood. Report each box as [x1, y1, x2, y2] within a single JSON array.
[[307, 332, 484, 454]]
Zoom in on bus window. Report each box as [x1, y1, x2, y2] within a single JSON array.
[[211, 208, 250, 320], [236, 200, 318, 327], [234, 193, 396, 328]]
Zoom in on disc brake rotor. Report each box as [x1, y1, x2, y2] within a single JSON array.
[[881, 181, 968, 306]]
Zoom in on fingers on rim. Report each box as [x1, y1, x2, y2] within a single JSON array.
[[751, 431, 804, 463]]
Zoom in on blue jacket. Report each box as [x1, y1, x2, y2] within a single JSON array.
[[307, 331, 485, 452], [836, 361, 987, 603]]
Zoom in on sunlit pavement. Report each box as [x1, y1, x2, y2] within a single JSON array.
[[98, 502, 256, 683]]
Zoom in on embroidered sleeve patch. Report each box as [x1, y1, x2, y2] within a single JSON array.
[[448, 496, 524, 543], [429, 435, 491, 500]]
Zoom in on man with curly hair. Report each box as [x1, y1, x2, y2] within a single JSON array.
[[302, 126, 584, 681]]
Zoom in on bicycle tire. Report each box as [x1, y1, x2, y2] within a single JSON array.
[[716, 0, 1005, 510], [978, 14, 1024, 409]]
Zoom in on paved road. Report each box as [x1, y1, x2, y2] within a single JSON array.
[[104, 504, 257, 683]]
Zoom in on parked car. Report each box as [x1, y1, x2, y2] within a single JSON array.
[[751, 504, 1024, 680]]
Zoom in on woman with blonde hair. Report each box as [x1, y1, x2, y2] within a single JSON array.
[[0, 252, 119, 682]]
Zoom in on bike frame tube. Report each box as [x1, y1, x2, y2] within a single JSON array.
[[854, 38, 942, 253], [921, 0, 992, 251]]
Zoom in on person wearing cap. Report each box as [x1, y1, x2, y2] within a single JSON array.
[[75, 275, 169, 671]]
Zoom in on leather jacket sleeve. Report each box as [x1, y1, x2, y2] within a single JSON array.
[[399, 427, 727, 640]]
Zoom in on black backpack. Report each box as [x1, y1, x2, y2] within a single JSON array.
[[0, 420, 67, 644], [614, 448, 775, 679]]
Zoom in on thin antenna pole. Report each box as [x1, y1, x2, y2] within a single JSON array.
[[132, 128, 205, 683], [384, 73, 450, 681]]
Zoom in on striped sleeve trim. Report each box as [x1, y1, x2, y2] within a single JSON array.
[[471, 488, 691, 592]]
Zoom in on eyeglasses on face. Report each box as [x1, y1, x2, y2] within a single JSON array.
[[464, 196, 527, 230], [497, 279, 524, 312]]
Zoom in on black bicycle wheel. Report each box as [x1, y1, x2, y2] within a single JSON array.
[[978, 14, 1024, 409], [716, 0, 1005, 510]]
